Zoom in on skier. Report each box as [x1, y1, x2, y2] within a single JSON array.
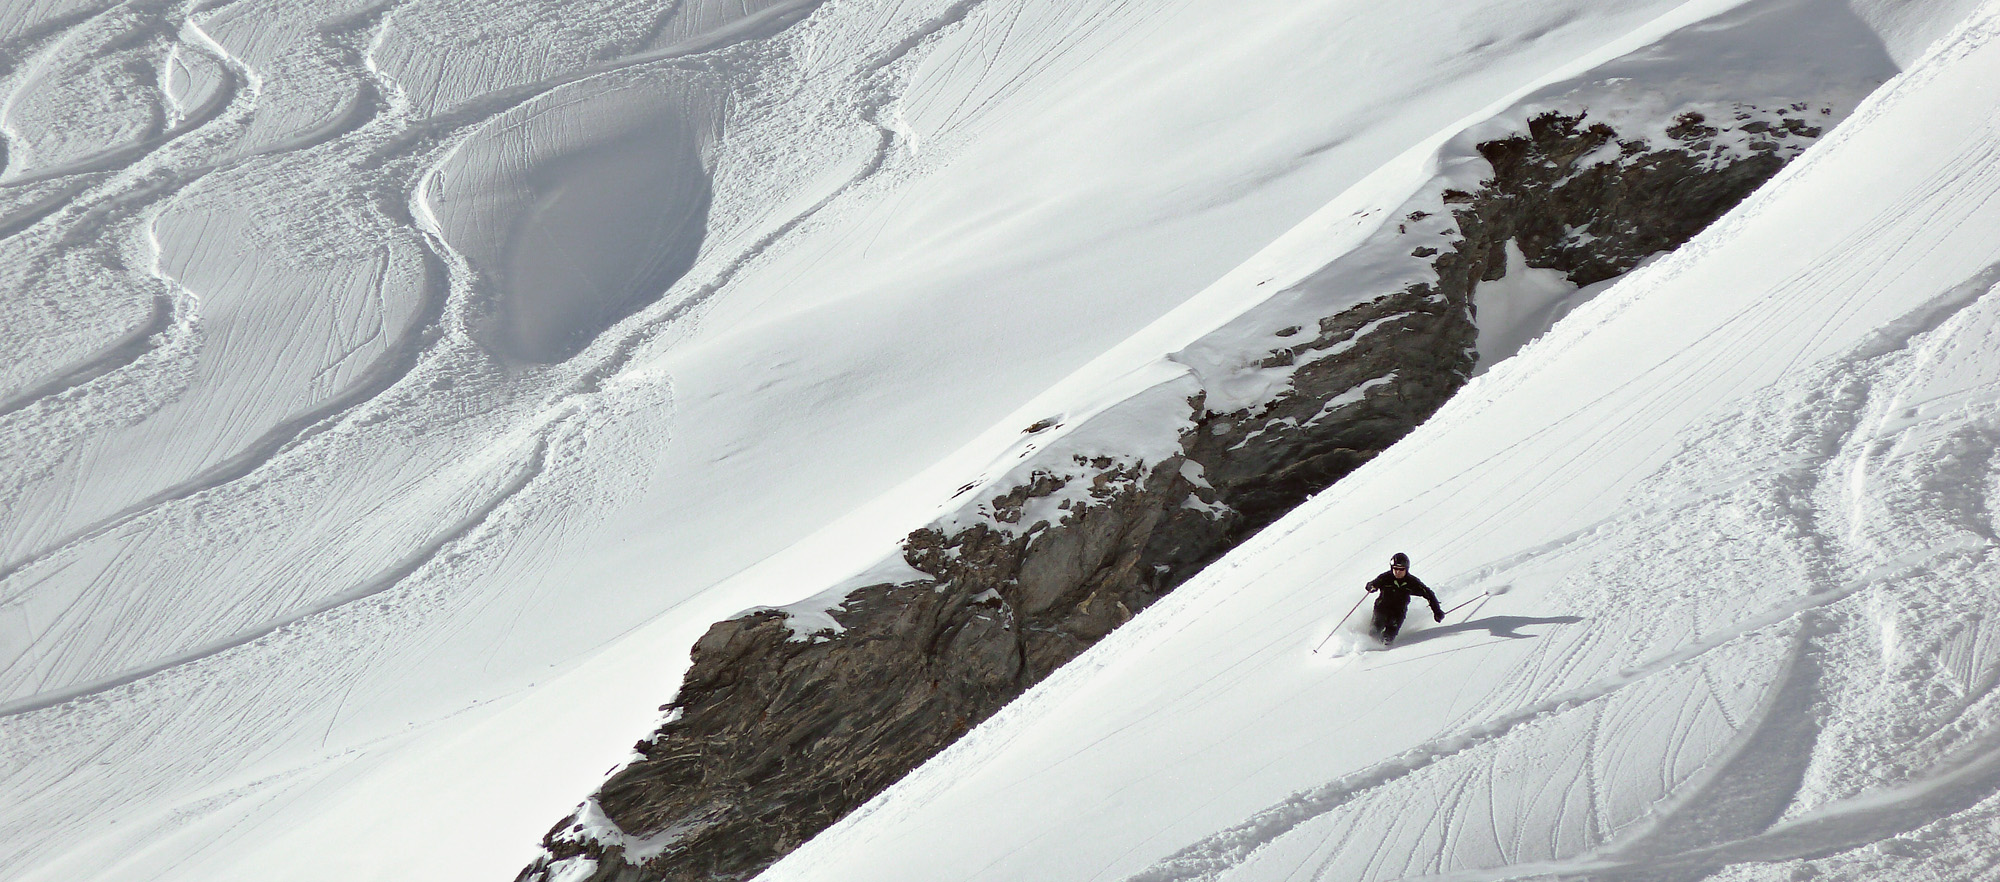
[[1364, 552, 1442, 646]]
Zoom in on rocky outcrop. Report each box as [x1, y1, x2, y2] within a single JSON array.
[[1197, 105, 1824, 527], [517, 103, 1830, 882], [526, 458, 1229, 882]]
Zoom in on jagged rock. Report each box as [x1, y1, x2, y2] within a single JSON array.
[[1196, 105, 1823, 529], [521, 457, 1227, 882], [517, 105, 1823, 882]]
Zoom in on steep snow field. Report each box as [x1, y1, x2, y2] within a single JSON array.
[[0, 0, 1991, 880], [755, 4, 2000, 880]]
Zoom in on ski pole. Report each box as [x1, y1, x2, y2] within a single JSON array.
[[1313, 593, 1369, 654], [1442, 594, 1485, 619], [1443, 583, 1512, 620]]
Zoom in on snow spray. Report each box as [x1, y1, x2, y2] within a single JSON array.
[[1312, 594, 1371, 654]]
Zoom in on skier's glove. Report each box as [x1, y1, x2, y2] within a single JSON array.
[[1432, 607, 1444, 622]]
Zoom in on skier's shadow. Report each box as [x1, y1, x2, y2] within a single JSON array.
[[1397, 614, 1583, 648]]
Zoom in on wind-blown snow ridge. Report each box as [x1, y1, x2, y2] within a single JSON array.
[[0, 0, 820, 700]]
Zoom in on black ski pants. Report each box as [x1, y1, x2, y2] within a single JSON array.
[[1370, 593, 1410, 644]]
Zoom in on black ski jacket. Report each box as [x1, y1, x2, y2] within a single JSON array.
[[1365, 571, 1442, 616]]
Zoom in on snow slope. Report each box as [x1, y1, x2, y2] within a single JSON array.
[[756, 4, 2000, 880], [0, 0, 1991, 881]]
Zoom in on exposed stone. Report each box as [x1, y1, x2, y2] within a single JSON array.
[[520, 457, 1227, 882], [1196, 105, 1821, 529], [517, 105, 1825, 882]]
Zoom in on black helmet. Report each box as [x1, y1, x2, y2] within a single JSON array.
[[1390, 552, 1410, 567]]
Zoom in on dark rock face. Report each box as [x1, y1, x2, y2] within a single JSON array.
[[516, 106, 1824, 882], [1200, 105, 1824, 529], [522, 458, 1233, 882], [1464, 108, 1812, 288]]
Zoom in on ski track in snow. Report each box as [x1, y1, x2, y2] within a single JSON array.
[[0, 430, 547, 718], [0, 0, 951, 595], [2, 12, 569, 568], [0, 1, 868, 871], [1157, 164, 2000, 882], [1131, 284, 2000, 880], [0, 0, 842, 682]]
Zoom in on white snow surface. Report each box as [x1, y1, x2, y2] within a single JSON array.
[[0, 0, 1993, 880], [1472, 242, 1603, 375]]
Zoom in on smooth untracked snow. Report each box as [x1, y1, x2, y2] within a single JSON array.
[[0, 0, 1993, 881], [754, 4, 2000, 880]]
